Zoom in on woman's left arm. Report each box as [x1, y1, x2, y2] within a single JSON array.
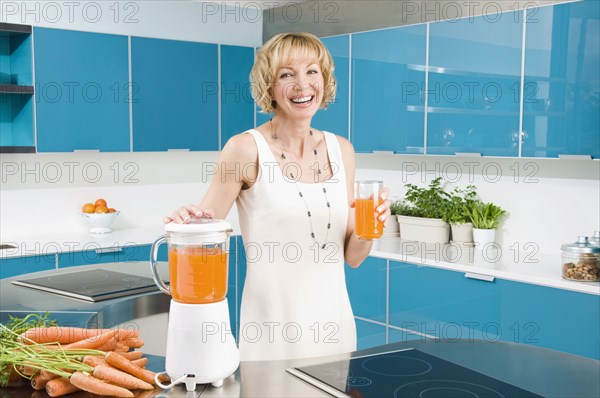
[[336, 137, 391, 268]]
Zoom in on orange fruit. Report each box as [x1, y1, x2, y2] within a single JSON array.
[[108, 208, 117, 213], [95, 198, 107, 207], [82, 203, 96, 213], [95, 205, 109, 214]]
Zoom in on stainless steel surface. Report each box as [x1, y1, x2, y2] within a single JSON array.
[[263, 0, 570, 42], [1, 261, 171, 329]]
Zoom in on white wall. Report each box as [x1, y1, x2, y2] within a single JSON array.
[[2, 151, 598, 258], [1, 1, 263, 46]]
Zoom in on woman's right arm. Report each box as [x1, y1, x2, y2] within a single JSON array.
[[164, 133, 257, 224]]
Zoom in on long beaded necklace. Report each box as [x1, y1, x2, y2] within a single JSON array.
[[270, 118, 332, 250]]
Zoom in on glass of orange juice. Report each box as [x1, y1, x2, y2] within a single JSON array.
[[355, 180, 384, 240]]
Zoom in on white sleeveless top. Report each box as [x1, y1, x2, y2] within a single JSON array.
[[235, 129, 357, 361]]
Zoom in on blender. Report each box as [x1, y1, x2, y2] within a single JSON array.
[[150, 218, 239, 391]]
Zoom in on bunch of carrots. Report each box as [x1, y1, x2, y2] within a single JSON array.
[[1, 324, 168, 397]]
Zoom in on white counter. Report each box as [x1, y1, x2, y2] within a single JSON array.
[[2, 226, 599, 295]]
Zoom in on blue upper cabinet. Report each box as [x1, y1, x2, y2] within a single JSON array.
[[522, 0, 600, 158], [313, 35, 350, 139], [34, 28, 130, 152], [428, 13, 523, 156], [132, 37, 218, 151], [352, 25, 426, 154], [220, 45, 254, 149]]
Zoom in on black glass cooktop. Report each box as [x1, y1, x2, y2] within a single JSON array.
[[288, 348, 543, 398], [12, 269, 159, 302]]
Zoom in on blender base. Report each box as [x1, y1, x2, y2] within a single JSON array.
[[164, 298, 240, 391]]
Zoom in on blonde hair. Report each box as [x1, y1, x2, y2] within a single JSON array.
[[250, 32, 337, 114]]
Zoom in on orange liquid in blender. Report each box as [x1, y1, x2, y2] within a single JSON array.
[[168, 247, 228, 304], [355, 198, 384, 240]]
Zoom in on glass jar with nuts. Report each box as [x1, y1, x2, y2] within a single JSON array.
[[561, 236, 600, 282]]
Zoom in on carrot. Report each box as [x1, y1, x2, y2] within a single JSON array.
[[45, 377, 80, 397], [93, 364, 153, 390], [63, 329, 118, 350], [31, 374, 49, 390], [131, 357, 148, 368], [69, 371, 134, 398], [114, 350, 144, 360], [115, 343, 130, 352], [18, 365, 36, 376], [82, 355, 107, 368], [21, 327, 140, 345], [31, 370, 60, 390], [105, 351, 163, 385], [123, 337, 144, 348], [96, 337, 120, 352]]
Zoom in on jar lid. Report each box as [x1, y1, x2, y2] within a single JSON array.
[[561, 236, 600, 254], [165, 218, 232, 233], [590, 231, 600, 246]]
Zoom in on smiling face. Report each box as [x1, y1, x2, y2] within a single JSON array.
[[272, 56, 324, 121], [250, 33, 337, 115]]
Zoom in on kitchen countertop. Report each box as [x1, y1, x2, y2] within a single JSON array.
[[1, 262, 599, 398], [4, 337, 600, 398], [2, 226, 599, 295]]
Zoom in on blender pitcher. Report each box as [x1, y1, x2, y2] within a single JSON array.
[[150, 218, 239, 391]]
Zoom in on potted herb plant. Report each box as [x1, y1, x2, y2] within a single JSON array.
[[384, 200, 402, 237], [463, 201, 507, 247], [444, 185, 478, 245], [398, 177, 451, 243]]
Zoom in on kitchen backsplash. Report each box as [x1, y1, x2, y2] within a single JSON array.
[[1, 151, 598, 257]]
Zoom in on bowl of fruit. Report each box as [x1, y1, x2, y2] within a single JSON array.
[[80, 198, 120, 234]]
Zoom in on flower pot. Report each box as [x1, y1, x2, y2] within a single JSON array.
[[397, 215, 450, 243], [383, 215, 400, 237], [472, 228, 496, 247], [451, 222, 474, 245]]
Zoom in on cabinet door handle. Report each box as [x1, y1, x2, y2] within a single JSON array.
[[74, 149, 100, 153], [167, 148, 190, 152], [464, 272, 495, 282], [558, 154, 592, 160], [95, 247, 124, 254], [455, 152, 482, 157], [372, 150, 394, 155]]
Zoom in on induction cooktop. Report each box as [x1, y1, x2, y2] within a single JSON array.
[[287, 348, 543, 398], [11, 269, 159, 302]]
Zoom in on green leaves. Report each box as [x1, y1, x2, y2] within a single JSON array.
[[444, 185, 478, 225], [403, 177, 451, 219], [463, 201, 507, 229]]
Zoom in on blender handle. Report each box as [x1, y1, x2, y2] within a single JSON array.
[[150, 235, 170, 295]]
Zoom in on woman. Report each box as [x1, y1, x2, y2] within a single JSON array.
[[164, 32, 391, 361]]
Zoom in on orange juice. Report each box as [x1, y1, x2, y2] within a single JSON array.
[[168, 247, 228, 304], [355, 198, 384, 240]]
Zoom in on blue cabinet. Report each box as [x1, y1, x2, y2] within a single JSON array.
[[221, 45, 254, 148], [34, 28, 130, 152], [131, 37, 218, 151], [522, 0, 600, 158], [427, 14, 523, 156], [389, 261, 600, 360], [352, 25, 427, 154], [1, 25, 34, 150], [313, 35, 350, 139], [355, 319, 386, 350], [0, 254, 55, 279], [346, 256, 387, 323]]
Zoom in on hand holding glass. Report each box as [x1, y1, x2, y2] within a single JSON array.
[[354, 181, 384, 240]]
